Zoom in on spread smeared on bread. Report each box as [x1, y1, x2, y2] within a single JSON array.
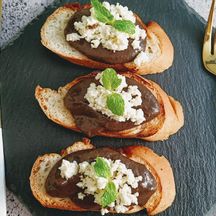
[[29, 139, 176, 215], [64, 70, 160, 137], [35, 71, 184, 141], [45, 147, 157, 214], [64, 2, 148, 64]]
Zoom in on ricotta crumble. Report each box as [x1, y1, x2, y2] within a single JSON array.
[[66, 2, 146, 52], [58, 157, 144, 214], [84, 72, 146, 125], [66, 1, 151, 66]]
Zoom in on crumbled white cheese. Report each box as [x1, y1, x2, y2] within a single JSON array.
[[114, 205, 128, 213], [78, 192, 86, 200], [66, 1, 147, 52], [83, 176, 98, 194], [132, 39, 141, 50], [79, 161, 89, 173], [118, 184, 139, 206], [58, 157, 147, 215], [97, 177, 108, 189], [91, 39, 100, 48], [134, 51, 150, 66], [108, 202, 115, 208], [101, 208, 109, 215], [76, 157, 143, 214], [66, 33, 80, 42], [103, 2, 135, 23], [58, 159, 78, 180], [84, 72, 146, 125]]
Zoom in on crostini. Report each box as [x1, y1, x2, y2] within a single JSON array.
[[35, 69, 184, 141], [30, 138, 176, 215], [41, 0, 174, 75]]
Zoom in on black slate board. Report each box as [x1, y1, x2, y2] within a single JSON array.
[[1, 0, 216, 215]]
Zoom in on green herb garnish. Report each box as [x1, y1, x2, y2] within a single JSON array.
[[101, 182, 118, 207], [91, 0, 114, 24], [113, 20, 136, 35], [107, 93, 125, 116], [94, 157, 111, 178], [93, 158, 117, 207], [91, 0, 135, 34], [102, 68, 122, 90]]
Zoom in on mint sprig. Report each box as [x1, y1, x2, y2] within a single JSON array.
[[94, 157, 111, 178], [100, 68, 125, 116], [91, 0, 135, 34], [93, 158, 117, 207], [101, 182, 118, 207], [107, 93, 125, 116], [102, 68, 122, 90], [91, 0, 114, 23], [113, 20, 136, 35]]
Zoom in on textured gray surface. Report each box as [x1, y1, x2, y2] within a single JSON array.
[[1, 0, 216, 216], [0, 0, 55, 48]]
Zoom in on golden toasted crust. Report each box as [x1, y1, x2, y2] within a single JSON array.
[[121, 146, 176, 215], [139, 81, 184, 141], [30, 139, 175, 214], [35, 72, 184, 141], [40, 4, 174, 75]]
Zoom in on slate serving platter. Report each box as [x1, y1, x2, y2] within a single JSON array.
[[1, 0, 216, 215]]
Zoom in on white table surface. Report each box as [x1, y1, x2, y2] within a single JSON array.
[[0, 0, 215, 215]]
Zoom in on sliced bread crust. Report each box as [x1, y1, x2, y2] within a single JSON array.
[[29, 138, 176, 215], [41, 3, 174, 75], [35, 72, 184, 141]]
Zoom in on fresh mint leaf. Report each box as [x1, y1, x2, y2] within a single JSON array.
[[113, 20, 136, 34], [91, 0, 114, 24], [102, 68, 122, 90], [91, 0, 136, 34], [107, 93, 125, 116], [93, 157, 111, 178], [101, 182, 117, 207]]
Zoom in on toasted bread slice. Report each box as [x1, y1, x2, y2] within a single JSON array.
[[29, 138, 176, 215], [35, 72, 184, 141], [41, 3, 174, 75]]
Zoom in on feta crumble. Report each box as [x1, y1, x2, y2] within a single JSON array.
[[58, 159, 78, 180], [66, 33, 80, 42], [84, 72, 146, 125], [59, 157, 144, 214], [101, 208, 109, 215], [78, 192, 86, 200], [66, 1, 147, 52], [134, 51, 150, 66]]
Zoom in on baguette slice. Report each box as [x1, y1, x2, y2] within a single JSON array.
[[29, 138, 176, 215], [41, 3, 174, 75], [35, 72, 184, 141]]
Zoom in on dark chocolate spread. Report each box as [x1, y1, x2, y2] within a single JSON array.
[[45, 147, 157, 210], [64, 9, 147, 64], [64, 74, 160, 137]]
